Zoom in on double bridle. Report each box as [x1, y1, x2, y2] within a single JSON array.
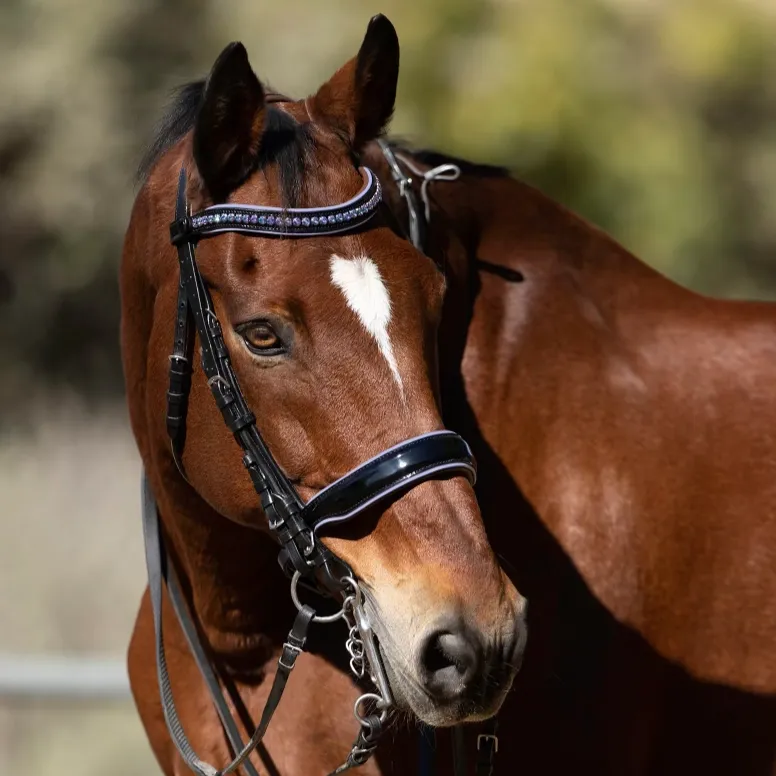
[[141, 151, 497, 776]]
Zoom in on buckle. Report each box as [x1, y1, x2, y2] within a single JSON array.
[[477, 733, 499, 753], [278, 641, 302, 671], [169, 216, 193, 245]]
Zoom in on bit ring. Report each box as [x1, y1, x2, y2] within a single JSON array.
[[290, 571, 346, 624]]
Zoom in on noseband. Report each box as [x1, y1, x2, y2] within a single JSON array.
[[142, 163, 478, 775]]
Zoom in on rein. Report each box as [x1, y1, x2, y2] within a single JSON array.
[[142, 159, 484, 775]]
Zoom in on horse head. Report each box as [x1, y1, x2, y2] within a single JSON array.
[[121, 15, 526, 732]]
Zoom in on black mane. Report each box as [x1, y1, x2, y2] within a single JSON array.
[[136, 80, 204, 184], [136, 80, 314, 207]]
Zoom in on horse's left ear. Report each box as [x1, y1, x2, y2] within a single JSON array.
[[310, 14, 399, 150]]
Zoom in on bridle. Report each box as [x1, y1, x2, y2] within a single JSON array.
[[141, 158, 486, 775], [376, 139, 462, 252]]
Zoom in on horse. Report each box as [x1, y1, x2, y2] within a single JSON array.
[[121, 15, 526, 776], [121, 13, 776, 776]]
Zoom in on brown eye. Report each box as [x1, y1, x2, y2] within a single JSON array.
[[239, 321, 284, 355]]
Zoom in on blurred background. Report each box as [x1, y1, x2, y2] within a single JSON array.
[[1, 0, 775, 773]]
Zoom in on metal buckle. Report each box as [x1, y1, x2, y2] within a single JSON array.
[[477, 733, 499, 753], [278, 641, 302, 671]]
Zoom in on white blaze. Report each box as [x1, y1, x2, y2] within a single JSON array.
[[329, 255, 403, 392]]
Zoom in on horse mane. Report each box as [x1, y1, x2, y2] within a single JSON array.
[[136, 80, 315, 207]]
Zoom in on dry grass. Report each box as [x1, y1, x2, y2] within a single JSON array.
[[0, 396, 158, 774]]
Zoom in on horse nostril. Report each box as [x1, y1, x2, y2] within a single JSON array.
[[420, 627, 481, 700]]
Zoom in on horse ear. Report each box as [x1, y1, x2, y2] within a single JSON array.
[[310, 14, 399, 150], [193, 42, 266, 201]]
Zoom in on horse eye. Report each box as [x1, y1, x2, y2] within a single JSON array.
[[239, 322, 284, 354]]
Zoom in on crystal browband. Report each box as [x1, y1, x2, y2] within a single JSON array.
[[184, 167, 382, 240]]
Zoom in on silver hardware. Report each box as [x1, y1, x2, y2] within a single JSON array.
[[290, 571, 346, 624], [278, 641, 302, 670], [206, 375, 230, 390], [477, 733, 499, 752], [354, 692, 390, 725], [349, 585, 393, 707], [393, 152, 461, 222], [301, 529, 316, 557]]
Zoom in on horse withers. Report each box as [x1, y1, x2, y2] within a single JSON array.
[[121, 15, 525, 775]]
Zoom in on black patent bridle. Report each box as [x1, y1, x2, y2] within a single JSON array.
[[141, 158, 492, 776]]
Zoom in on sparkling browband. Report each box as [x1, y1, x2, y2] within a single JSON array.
[[188, 166, 381, 239]]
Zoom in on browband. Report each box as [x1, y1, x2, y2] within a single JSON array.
[[178, 167, 382, 241]]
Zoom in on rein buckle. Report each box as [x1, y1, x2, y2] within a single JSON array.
[[278, 641, 303, 671], [477, 733, 499, 753]]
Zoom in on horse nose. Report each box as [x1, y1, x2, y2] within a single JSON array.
[[419, 612, 527, 704], [420, 621, 482, 701]]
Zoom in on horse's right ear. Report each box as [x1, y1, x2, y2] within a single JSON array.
[[193, 42, 266, 201]]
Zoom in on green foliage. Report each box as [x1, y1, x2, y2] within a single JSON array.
[[2, 0, 776, 401]]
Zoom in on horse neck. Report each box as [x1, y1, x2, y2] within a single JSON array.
[[435, 166, 670, 309], [413, 160, 684, 465]]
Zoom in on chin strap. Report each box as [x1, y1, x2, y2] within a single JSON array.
[[475, 718, 499, 776]]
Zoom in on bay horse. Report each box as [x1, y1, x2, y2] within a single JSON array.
[[121, 13, 776, 776], [121, 15, 525, 776]]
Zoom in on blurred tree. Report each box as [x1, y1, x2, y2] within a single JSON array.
[[1, 0, 775, 412]]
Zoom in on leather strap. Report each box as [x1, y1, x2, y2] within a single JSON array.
[[165, 565, 261, 776], [142, 471, 315, 776], [169, 169, 323, 581], [167, 274, 191, 480], [475, 718, 499, 776], [418, 724, 436, 776], [183, 167, 381, 240], [377, 139, 425, 251], [303, 431, 476, 533], [452, 726, 468, 776]]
